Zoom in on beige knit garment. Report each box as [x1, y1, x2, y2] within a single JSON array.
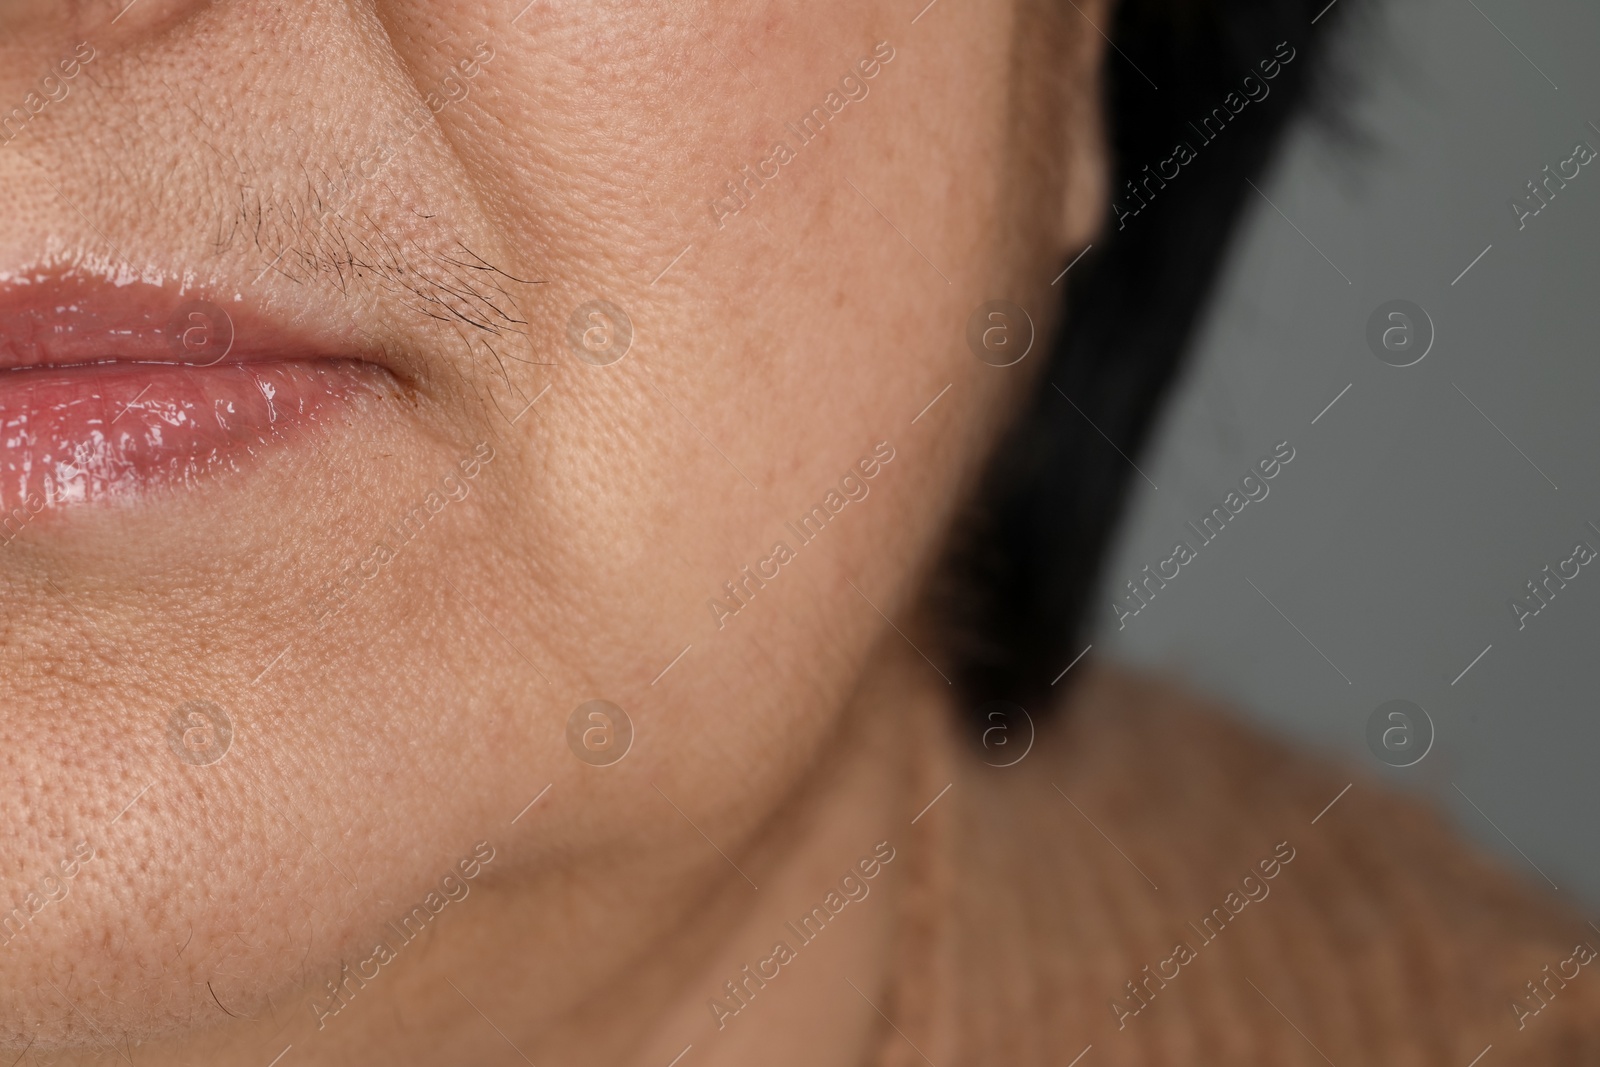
[[872, 664, 1600, 1066]]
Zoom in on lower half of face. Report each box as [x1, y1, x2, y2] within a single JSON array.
[[0, 0, 1093, 1049]]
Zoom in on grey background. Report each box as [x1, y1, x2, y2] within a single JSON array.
[[1095, 0, 1600, 905]]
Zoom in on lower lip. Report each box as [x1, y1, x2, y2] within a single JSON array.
[[0, 360, 386, 516]]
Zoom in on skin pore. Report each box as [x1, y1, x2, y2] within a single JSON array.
[[0, 1, 1106, 1064]]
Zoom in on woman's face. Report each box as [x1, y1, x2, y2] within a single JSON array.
[[0, 0, 1103, 1055]]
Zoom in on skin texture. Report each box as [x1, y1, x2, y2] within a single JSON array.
[[0, 0, 1106, 1063]]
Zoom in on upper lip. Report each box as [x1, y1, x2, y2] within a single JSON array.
[[0, 272, 373, 373]]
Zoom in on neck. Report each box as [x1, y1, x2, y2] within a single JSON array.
[[456, 643, 956, 1067]]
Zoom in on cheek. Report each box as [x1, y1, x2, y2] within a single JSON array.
[[436, 21, 1029, 938]]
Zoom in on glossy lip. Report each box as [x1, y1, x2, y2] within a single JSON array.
[[0, 273, 395, 519]]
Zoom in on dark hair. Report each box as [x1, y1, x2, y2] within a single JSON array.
[[933, 0, 1357, 723]]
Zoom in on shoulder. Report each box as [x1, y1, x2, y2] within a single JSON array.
[[937, 663, 1600, 1065]]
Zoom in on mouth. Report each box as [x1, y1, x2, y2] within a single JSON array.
[[0, 272, 396, 517]]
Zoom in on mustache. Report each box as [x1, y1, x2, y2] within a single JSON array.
[[4, 43, 544, 400]]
